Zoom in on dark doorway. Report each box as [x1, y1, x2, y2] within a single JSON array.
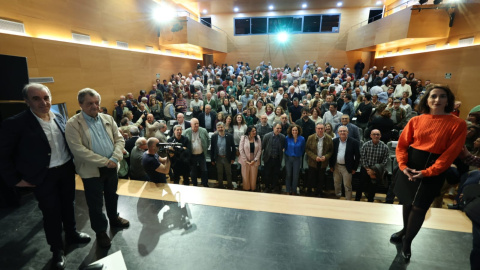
[[201, 17, 212, 28], [368, 9, 383, 24]]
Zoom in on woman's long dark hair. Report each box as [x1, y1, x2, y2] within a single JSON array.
[[244, 125, 259, 141]]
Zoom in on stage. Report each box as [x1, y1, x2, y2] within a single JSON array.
[[0, 178, 473, 269]]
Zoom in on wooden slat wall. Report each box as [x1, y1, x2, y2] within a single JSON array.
[[0, 0, 198, 116], [0, 33, 197, 117]]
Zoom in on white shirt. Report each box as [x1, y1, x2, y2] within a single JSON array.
[[32, 110, 71, 168], [191, 131, 203, 154], [317, 134, 324, 157], [393, 84, 412, 98], [337, 138, 347, 164]]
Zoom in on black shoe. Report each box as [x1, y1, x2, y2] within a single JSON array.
[[402, 250, 411, 262], [402, 239, 411, 262], [110, 216, 130, 228], [390, 230, 405, 243], [51, 250, 66, 269], [96, 232, 111, 248], [66, 231, 91, 244], [263, 188, 271, 193], [81, 263, 105, 270]]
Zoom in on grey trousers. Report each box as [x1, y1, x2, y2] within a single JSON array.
[[216, 156, 233, 187]]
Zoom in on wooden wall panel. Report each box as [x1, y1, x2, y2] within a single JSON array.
[[374, 45, 480, 119], [0, 33, 197, 117]]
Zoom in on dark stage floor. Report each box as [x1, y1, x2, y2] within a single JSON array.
[[0, 190, 472, 270]]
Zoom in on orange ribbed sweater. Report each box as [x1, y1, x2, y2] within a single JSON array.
[[396, 114, 467, 177]]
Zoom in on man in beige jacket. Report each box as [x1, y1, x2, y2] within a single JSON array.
[[65, 88, 128, 248]]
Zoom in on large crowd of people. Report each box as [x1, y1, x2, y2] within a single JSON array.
[[2, 59, 480, 268]]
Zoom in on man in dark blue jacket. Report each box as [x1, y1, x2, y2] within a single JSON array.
[[329, 126, 360, 200], [0, 83, 90, 269], [210, 122, 236, 189]]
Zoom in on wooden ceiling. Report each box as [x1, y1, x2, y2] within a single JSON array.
[[176, 0, 385, 15]]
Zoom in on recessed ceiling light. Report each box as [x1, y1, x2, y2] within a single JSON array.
[[234, 7, 239, 12], [269, 5, 274, 10], [376, 1, 382, 5], [337, 2, 343, 7], [202, 9, 207, 14], [302, 3, 307, 8]]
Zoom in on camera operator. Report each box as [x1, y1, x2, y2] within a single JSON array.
[[142, 137, 171, 183], [167, 125, 192, 185]]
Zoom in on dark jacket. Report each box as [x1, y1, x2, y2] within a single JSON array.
[[262, 131, 286, 163], [329, 137, 361, 173], [295, 118, 316, 139], [198, 111, 217, 132], [168, 121, 191, 137], [167, 135, 192, 165], [210, 133, 236, 163], [0, 110, 71, 186]]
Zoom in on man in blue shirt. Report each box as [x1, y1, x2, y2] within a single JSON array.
[[66, 88, 129, 249]]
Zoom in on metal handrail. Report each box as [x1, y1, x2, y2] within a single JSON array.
[[349, 0, 417, 29]]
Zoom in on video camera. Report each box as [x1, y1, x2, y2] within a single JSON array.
[[157, 142, 183, 155]]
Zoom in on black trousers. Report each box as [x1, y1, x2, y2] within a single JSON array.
[[33, 160, 76, 252], [172, 161, 189, 185], [355, 167, 377, 202], [472, 222, 480, 270], [263, 157, 282, 189], [307, 165, 326, 195], [82, 167, 119, 233]]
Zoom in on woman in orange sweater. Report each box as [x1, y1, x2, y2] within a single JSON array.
[[390, 84, 467, 261]]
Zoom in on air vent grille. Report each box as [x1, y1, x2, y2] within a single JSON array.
[[459, 37, 474, 46], [72, 33, 91, 43], [29, 77, 55, 84], [0, 19, 25, 34], [116, 41, 128, 48]]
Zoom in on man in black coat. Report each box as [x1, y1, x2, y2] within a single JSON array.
[[0, 83, 90, 269], [295, 107, 315, 139], [329, 126, 360, 200], [167, 124, 192, 185], [198, 104, 217, 132], [125, 126, 140, 154], [168, 113, 190, 137], [210, 122, 236, 189], [308, 75, 319, 96]]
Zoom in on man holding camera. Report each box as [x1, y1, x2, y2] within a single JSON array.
[[142, 137, 172, 183], [167, 125, 192, 185]]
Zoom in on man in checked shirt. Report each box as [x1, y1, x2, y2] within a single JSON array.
[[355, 129, 389, 202]]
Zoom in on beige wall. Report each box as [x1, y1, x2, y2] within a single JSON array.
[[210, 8, 375, 69], [0, 33, 197, 117], [0, 0, 198, 116], [374, 45, 480, 119]]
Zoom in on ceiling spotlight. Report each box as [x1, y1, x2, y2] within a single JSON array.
[[376, 1, 382, 5], [302, 3, 307, 8], [269, 5, 274, 10], [337, 2, 343, 7], [234, 7, 239, 12], [202, 9, 207, 14], [277, 32, 289, 43], [152, 5, 176, 23]]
